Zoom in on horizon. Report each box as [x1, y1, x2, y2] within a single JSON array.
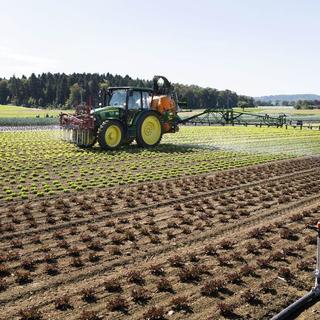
[[1, 0, 319, 96]]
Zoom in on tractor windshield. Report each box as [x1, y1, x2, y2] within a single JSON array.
[[109, 89, 126, 108]]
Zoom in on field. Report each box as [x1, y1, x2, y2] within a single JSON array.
[[0, 105, 72, 118], [1, 126, 320, 320], [0, 105, 73, 127]]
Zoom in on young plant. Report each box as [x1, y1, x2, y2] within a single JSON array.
[[178, 265, 203, 283], [79, 310, 101, 320], [131, 287, 151, 304], [260, 280, 275, 293], [81, 287, 97, 303], [204, 244, 217, 256], [88, 240, 103, 251], [168, 255, 184, 268], [256, 258, 271, 269], [280, 229, 296, 240], [45, 263, 60, 276], [0, 264, 10, 277], [171, 296, 191, 312], [0, 279, 8, 292], [219, 239, 234, 250], [89, 252, 100, 262], [149, 264, 165, 276], [19, 307, 42, 320], [240, 264, 256, 277], [54, 295, 72, 310], [104, 278, 122, 292], [156, 277, 173, 292], [278, 267, 293, 280], [201, 278, 224, 296], [241, 289, 260, 304], [297, 259, 313, 271], [126, 270, 144, 285], [217, 302, 236, 317], [16, 270, 32, 284], [72, 257, 84, 268], [143, 305, 165, 320], [108, 295, 129, 312], [21, 259, 35, 271], [226, 271, 242, 284]]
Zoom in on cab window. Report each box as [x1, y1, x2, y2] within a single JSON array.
[[128, 91, 142, 110], [109, 90, 126, 108], [142, 91, 151, 109]]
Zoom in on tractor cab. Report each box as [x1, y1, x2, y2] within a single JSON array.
[[95, 87, 153, 127], [99, 87, 153, 110]]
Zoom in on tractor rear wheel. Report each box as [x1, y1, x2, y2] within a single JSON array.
[[98, 120, 124, 150], [136, 111, 162, 147]]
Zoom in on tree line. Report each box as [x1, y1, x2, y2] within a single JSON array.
[[294, 99, 320, 109], [0, 73, 254, 110], [252, 99, 320, 109]]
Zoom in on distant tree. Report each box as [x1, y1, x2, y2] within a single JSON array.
[[295, 99, 320, 109], [281, 100, 291, 106], [99, 80, 110, 90], [44, 74, 55, 106], [0, 80, 10, 104], [238, 95, 255, 110], [67, 83, 84, 107], [28, 73, 42, 103], [55, 74, 68, 106]]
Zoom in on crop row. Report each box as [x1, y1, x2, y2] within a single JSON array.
[[0, 127, 298, 201], [1, 187, 319, 319], [0, 157, 318, 236]]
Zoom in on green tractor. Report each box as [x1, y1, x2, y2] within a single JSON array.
[[60, 76, 179, 150]]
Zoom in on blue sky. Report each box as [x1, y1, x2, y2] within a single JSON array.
[[0, 0, 319, 96]]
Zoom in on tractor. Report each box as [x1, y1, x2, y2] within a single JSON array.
[[60, 75, 288, 150], [60, 76, 179, 150]]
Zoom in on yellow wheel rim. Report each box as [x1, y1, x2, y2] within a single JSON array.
[[141, 115, 161, 145], [105, 125, 121, 147]]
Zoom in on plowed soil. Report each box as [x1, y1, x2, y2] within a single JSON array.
[[1, 157, 320, 320]]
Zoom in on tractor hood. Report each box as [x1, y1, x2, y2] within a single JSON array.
[[93, 106, 124, 123]]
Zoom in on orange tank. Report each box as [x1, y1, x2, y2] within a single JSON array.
[[151, 95, 176, 114]]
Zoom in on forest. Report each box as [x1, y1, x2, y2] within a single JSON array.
[[0, 73, 254, 109]]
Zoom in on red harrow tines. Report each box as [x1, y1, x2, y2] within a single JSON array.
[[60, 104, 96, 147]]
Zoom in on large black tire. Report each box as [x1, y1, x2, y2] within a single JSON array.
[[136, 111, 162, 147], [97, 120, 124, 150]]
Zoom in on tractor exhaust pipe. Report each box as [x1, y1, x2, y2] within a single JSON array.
[[271, 222, 320, 320]]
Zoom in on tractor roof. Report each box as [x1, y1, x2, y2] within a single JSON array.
[[108, 87, 153, 92]]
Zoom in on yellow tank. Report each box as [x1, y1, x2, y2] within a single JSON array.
[[151, 95, 176, 114]]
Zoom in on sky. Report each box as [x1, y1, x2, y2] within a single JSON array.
[[0, 0, 319, 96]]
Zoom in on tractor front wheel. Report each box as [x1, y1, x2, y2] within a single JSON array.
[[98, 120, 124, 150], [136, 111, 162, 147]]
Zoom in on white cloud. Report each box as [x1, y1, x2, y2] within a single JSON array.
[[0, 46, 59, 77]]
